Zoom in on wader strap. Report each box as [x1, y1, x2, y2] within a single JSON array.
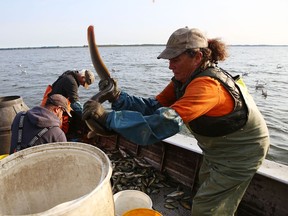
[[16, 112, 26, 151], [28, 126, 52, 147], [16, 112, 52, 151]]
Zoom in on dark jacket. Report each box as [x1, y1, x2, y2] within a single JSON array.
[[50, 71, 80, 104], [10, 106, 67, 154]]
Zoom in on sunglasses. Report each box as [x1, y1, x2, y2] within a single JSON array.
[[58, 106, 66, 113]]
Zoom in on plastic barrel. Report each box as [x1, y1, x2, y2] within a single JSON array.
[[0, 96, 29, 154], [0, 142, 114, 216]]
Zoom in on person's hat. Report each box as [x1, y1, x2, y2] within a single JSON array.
[[157, 27, 208, 60], [46, 94, 72, 117], [82, 69, 95, 89]]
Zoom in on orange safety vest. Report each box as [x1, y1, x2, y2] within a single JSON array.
[[41, 85, 71, 134]]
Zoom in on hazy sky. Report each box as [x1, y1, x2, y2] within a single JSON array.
[[1, 0, 288, 48]]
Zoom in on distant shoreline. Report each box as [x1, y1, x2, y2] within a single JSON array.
[[0, 44, 287, 50], [0, 44, 164, 50]]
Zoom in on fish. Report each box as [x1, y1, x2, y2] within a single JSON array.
[[119, 148, 129, 158], [152, 183, 165, 188], [151, 188, 160, 194], [87, 25, 110, 81], [182, 195, 192, 200], [147, 176, 156, 187], [166, 190, 185, 198], [102, 146, 196, 213], [85, 25, 116, 137], [103, 146, 195, 212], [134, 158, 153, 168], [165, 198, 177, 203], [180, 200, 192, 210], [164, 203, 178, 209]]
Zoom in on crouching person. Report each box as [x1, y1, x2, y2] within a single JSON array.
[[10, 94, 71, 153]]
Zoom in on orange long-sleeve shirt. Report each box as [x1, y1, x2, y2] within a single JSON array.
[[156, 77, 234, 123]]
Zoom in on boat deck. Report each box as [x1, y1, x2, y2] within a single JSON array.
[[92, 136, 195, 215]]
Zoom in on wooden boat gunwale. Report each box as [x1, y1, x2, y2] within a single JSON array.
[[164, 133, 288, 184]]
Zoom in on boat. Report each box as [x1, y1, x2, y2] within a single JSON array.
[[2, 25, 286, 215], [85, 132, 288, 216]]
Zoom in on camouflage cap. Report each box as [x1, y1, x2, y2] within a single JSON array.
[[157, 27, 208, 60], [82, 69, 95, 89]]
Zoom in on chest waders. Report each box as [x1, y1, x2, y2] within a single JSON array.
[[16, 112, 53, 152], [175, 69, 270, 216]]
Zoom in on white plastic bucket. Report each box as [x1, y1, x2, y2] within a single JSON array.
[[113, 190, 153, 216], [0, 142, 114, 216]]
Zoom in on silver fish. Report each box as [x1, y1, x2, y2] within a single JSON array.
[[180, 200, 192, 210], [166, 190, 185, 198], [165, 198, 177, 203], [164, 203, 178, 209]]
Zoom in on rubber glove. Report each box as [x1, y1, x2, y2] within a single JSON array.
[[98, 78, 121, 103], [82, 100, 108, 127]]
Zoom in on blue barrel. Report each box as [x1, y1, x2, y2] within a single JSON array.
[[0, 96, 29, 154]]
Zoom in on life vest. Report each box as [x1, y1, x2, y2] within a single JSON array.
[[173, 66, 248, 137], [40, 84, 53, 107]]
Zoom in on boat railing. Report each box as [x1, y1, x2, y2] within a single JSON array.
[[164, 133, 288, 185]]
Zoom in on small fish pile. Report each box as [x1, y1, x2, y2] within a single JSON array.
[[103, 146, 193, 211], [163, 186, 192, 210], [107, 147, 167, 194]]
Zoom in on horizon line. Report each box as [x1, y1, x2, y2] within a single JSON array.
[[1, 44, 288, 50]]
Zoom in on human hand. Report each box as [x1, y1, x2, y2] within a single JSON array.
[[98, 78, 121, 103], [82, 100, 108, 127]]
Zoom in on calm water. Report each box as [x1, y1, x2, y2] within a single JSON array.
[[0, 46, 287, 165]]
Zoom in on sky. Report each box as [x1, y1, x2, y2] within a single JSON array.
[[1, 0, 288, 48]]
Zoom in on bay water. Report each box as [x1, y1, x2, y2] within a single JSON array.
[[0, 45, 287, 165]]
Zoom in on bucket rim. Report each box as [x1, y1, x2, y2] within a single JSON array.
[[113, 190, 153, 216], [114, 189, 152, 201], [0, 95, 23, 108], [1, 142, 112, 179]]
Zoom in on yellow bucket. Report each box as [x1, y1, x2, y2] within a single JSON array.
[[0, 154, 8, 160], [122, 208, 162, 216]]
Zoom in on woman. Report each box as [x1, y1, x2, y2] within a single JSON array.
[[83, 27, 270, 215]]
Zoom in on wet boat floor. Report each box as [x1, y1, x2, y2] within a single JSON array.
[[150, 184, 192, 216]]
